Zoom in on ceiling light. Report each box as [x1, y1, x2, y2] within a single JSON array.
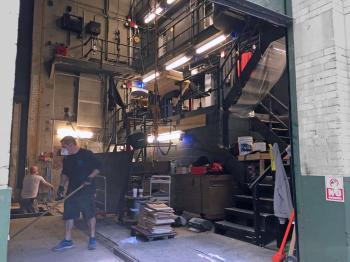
[[191, 68, 199, 75], [142, 71, 159, 83], [147, 131, 183, 143], [155, 7, 163, 15], [144, 13, 156, 23], [165, 56, 191, 70], [196, 35, 227, 54], [144, 6, 163, 24], [57, 128, 93, 139], [167, 0, 176, 4]]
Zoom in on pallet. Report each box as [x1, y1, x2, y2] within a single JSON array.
[[130, 225, 176, 241]]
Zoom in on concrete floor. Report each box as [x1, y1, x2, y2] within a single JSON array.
[[8, 215, 275, 262], [95, 217, 275, 262], [8, 216, 121, 262]]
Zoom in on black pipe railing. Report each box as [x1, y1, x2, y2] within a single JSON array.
[[82, 36, 144, 72]]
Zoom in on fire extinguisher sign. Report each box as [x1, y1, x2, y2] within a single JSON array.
[[325, 176, 344, 202]]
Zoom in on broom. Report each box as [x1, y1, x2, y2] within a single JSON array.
[[10, 184, 85, 240], [272, 209, 295, 262]]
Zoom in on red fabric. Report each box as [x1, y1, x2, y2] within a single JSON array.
[[237, 51, 252, 77], [190, 166, 207, 176], [55, 45, 68, 56], [209, 162, 223, 172]]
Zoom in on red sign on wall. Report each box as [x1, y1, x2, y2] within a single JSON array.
[[325, 176, 344, 202]]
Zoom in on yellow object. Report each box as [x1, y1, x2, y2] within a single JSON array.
[[269, 144, 276, 171], [133, 35, 140, 44]]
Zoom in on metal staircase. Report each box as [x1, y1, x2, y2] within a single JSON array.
[[215, 167, 277, 246], [215, 25, 290, 247]]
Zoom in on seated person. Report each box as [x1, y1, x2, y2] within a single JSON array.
[[20, 166, 53, 213]]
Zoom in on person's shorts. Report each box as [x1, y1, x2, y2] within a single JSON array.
[[63, 193, 95, 220], [20, 198, 38, 213]]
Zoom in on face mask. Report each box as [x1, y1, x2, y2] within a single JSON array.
[[61, 148, 69, 156]]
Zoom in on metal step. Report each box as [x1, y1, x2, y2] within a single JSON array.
[[214, 220, 257, 244], [234, 195, 274, 202], [215, 220, 255, 233], [225, 207, 272, 218], [272, 128, 289, 131]]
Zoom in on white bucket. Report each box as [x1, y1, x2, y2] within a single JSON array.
[[253, 142, 266, 152], [238, 136, 253, 156]]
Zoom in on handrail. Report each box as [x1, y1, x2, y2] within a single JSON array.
[[259, 102, 288, 129], [140, 0, 212, 57], [83, 36, 141, 50], [266, 92, 289, 111], [248, 149, 288, 190]]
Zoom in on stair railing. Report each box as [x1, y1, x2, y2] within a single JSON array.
[[248, 148, 288, 245]]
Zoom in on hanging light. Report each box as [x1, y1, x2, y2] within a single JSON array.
[[191, 68, 199, 75], [57, 128, 93, 139], [144, 13, 156, 23], [147, 131, 183, 143], [144, 6, 163, 24], [142, 71, 159, 83], [196, 35, 227, 54], [165, 56, 191, 71]]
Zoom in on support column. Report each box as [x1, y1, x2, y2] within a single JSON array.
[[290, 0, 350, 261], [0, 1, 20, 261]]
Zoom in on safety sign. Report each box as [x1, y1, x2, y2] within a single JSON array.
[[325, 176, 344, 202]]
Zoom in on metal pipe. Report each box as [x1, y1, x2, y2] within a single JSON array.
[[259, 102, 288, 129], [267, 92, 289, 111]]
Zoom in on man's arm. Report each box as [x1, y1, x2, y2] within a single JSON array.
[[40, 177, 54, 189], [56, 174, 69, 200], [84, 169, 100, 185], [59, 174, 69, 187], [84, 151, 102, 185]]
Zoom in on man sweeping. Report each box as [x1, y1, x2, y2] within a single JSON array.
[[52, 136, 101, 252], [21, 166, 54, 213]]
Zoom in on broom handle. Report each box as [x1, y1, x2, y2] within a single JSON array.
[[278, 209, 295, 255], [10, 184, 85, 240], [288, 226, 296, 256]]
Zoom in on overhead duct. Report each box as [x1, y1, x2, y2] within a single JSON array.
[[213, 6, 247, 34]]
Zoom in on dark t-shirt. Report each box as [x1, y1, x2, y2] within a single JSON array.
[[62, 148, 101, 195]]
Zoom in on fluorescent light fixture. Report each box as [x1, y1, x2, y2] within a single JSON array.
[[167, 0, 176, 4], [57, 128, 93, 139], [155, 6, 163, 14], [191, 68, 199, 75], [196, 35, 227, 54], [144, 13, 156, 23], [147, 131, 183, 143], [165, 56, 191, 70], [144, 6, 163, 23], [142, 71, 159, 83]]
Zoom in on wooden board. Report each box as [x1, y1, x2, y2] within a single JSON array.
[[130, 225, 176, 241], [237, 152, 270, 161]]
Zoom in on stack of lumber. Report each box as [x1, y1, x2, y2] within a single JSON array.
[[137, 202, 175, 234]]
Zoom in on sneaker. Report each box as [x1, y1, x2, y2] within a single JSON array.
[[88, 237, 97, 250], [52, 240, 74, 252]]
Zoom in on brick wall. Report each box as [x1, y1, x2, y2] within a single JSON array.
[[293, 0, 350, 176], [21, 0, 131, 192]]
